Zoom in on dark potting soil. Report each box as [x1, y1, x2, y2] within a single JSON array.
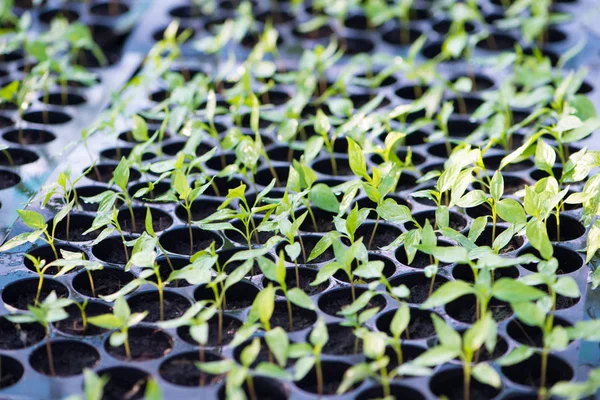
[[0, 369, 21, 389], [53, 222, 99, 242], [30, 342, 99, 376], [178, 315, 242, 347], [269, 270, 329, 296], [301, 216, 335, 233], [128, 292, 190, 322], [407, 216, 466, 233], [227, 228, 274, 246], [223, 259, 262, 277], [320, 292, 386, 316], [555, 294, 579, 310], [100, 368, 149, 400], [118, 209, 172, 233], [0, 170, 21, 189], [322, 326, 362, 355], [7, 283, 68, 310], [354, 226, 400, 249], [400, 251, 449, 269], [298, 380, 344, 396], [270, 303, 316, 332], [403, 313, 436, 339], [166, 233, 223, 255], [406, 281, 444, 304], [74, 269, 133, 297], [298, 244, 335, 264], [476, 232, 523, 254], [471, 338, 508, 362], [222, 295, 254, 311], [448, 300, 513, 324], [160, 352, 224, 387], [0, 318, 45, 349], [54, 304, 110, 336], [106, 328, 172, 361], [94, 241, 130, 265], [440, 385, 500, 400], [236, 339, 294, 369]]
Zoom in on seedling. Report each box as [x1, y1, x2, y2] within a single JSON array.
[[259, 252, 316, 331], [291, 318, 329, 396], [85, 206, 132, 262], [63, 368, 109, 400], [199, 182, 278, 251], [244, 283, 291, 365], [88, 295, 147, 360], [6, 291, 72, 376], [158, 301, 217, 385], [0, 207, 69, 262], [404, 313, 501, 400], [197, 336, 288, 400]]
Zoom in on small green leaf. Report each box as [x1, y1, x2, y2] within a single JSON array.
[[472, 363, 501, 389], [492, 278, 548, 302], [421, 280, 474, 308], [17, 210, 46, 230], [287, 288, 316, 310], [347, 137, 368, 180]]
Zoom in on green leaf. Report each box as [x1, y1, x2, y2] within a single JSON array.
[[389, 303, 410, 338], [490, 171, 504, 201], [443, 31, 467, 58], [554, 277, 581, 298], [112, 158, 130, 192], [563, 116, 600, 143], [310, 184, 340, 213], [251, 284, 275, 325], [307, 234, 335, 263], [362, 331, 386, 360], [376, 199, 413, 224], [472, 363, 501, 389], [418, 245, 469, 264], [567, 320, 600, 341], [131, 115, 148, 142], [293, 356, 315, 381], [109, 331, 127, 347], [546, 325, 569, 351], [421, 280, 474, 309], [86, 314, 123, 330], [492, 278, 548, 302], [173, 169, 191, 199], [144, 379, 163, 400], [496, 198, 526, 225], [535, 139, 556, 174], [512, 301, 545, 328], [526, 219, 553, 260], [265, 327, 289, 367], [468, 216, 488, 242], [309, 318, 329, 348], [431, 313, 461, 349], [457, 190, 487, 208], [336, 363, 371, 395], [497, 345, 534, 366], [413, 346, 461, 367], [310, 261, 341, 285], [113, 295, 130, 321], [240, 338, 261, 367], [17, 210, 46, 230], [347, 137, 368, 180], [287, 288, 316, 310], [463, 314, 492, 353]]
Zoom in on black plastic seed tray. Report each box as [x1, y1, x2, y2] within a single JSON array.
[[0, 0, 156, 242]]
